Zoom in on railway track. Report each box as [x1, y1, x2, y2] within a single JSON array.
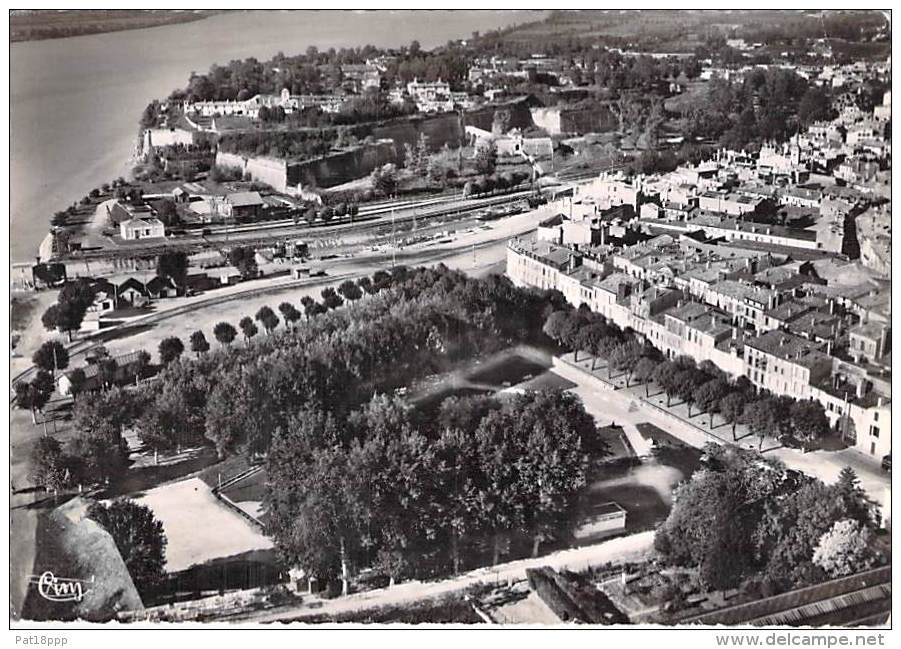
[[55, 188, 537, 262]]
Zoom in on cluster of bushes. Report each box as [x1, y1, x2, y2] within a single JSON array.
[[218, 129, 345, 160], [461, 170, 531, 197], [655, 445, 883, 596]]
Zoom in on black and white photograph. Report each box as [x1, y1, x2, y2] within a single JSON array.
[[6, 4, 893, 635]]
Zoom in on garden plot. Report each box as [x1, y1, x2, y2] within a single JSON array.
[[133, 477, 273, 573]]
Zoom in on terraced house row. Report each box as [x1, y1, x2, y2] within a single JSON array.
[[507, 234, 891, 461]]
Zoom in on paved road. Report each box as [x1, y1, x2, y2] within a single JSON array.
[[555, 355, 891, 511]]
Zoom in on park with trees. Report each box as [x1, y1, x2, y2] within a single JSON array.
[[24, 265, 619, 592]]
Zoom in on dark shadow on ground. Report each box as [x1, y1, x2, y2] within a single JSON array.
[[142, 548, 284, 608], [102, 445, 220, 498], [92, 323, 157, 345]]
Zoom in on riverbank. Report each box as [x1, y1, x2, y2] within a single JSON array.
[[10, 10, 539, 263], [10, 9, 219, 43]]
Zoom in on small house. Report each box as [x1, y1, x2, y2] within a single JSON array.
[[116, 277, 149, 307], [146, 275, 179, 299], [120, 217, 165, 241], [223, 191, 264, 220], [57, 350, 147, 395]]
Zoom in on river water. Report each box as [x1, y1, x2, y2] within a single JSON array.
[[9, 9, 541, 262]]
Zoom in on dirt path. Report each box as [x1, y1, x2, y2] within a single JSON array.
[[232, 531, 655, 623]]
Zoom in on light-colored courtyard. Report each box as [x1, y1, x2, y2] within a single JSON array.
[[132, 478, 273, 574]]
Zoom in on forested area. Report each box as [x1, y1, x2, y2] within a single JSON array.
[[45, 265, 607, 588], [675, 68, 831, 149], [171, 42, 473, 104], [655, 446, 884, 600]]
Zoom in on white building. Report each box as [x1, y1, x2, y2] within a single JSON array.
[[120, 218, 165, 241]]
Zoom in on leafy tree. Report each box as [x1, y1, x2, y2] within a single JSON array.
[[652, 360, 680, 406], [29, 436, 69, 492], [321, 287, 344, 311], [755, 480, 872, 589], [136, 361, 211, 451], [609, 339, 644, 385], [134, 350, 152, 383], [15, 374, 53, 424], [338, 280, 363, 307], [87, 499, 168, 589], [790, 399, 829, 448], [189, 330, 210, 357], [70, 387, 135, 482], [213, 321, 238, 346], [812, 519, 878, 578], [42, 298, 89, 342], [278, 302, 302, 330], [299, 296, 316, 317], [370, 163, 398, 197], [541, 310, 571, 347], [632, 356, 658, 397], [834, 467, 877, 528], [719, 392, 747, 440], [693, 378, 730, 427], [97, 358, 119, 390], [227, 246, 259, 280], [66, 367, 87, 402], [474, 143, 497, 176], [675, 368, 708, 416], [657, 445, 792, 591], [642, 98, 666, 150], [357, 276, 376, 298], [372, 270, 392, 291], [255, 306, 280, 334], [239, 316, 258, 342], [743, 398, 779, 449], [156, 251, 189, 288], [41, 304, 60, 334], [266, 443, 363, 593], [158, 336, 184, 365], [32, 340, 69, 375]]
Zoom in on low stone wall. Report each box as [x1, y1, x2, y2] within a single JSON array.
[[551, 355, 618, 391]]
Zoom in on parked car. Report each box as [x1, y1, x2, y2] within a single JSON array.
[[881, 454, 891, 473]]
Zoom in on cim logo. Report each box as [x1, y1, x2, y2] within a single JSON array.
[[29, 572, 93, 603]]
